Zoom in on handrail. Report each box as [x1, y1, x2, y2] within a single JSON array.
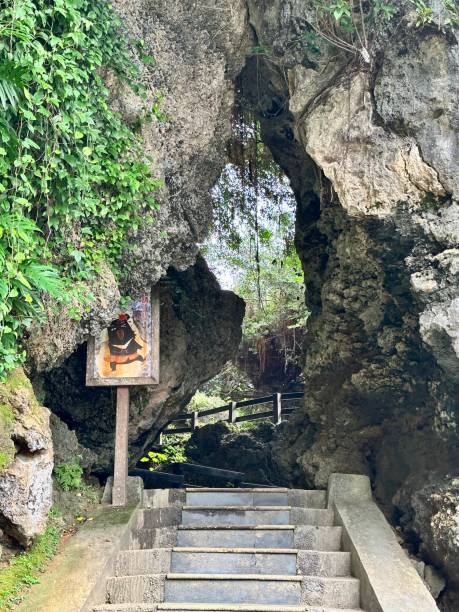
[[158, 391, 304, 442]]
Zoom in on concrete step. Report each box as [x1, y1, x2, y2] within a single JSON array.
[[106, 574, 165, 604], [162, 574, 360, 608], [169, 549, 350, 577], [115, 549, 172, 576], [113, 548, 350, 579], [186, 491, 289, 508], [170, 549, 297, 575], [129, 527, 177, 550], [177, 526, 295, 549], [164, 574, 303, 606], [294, 526, 343, 552], [301, 576, 360, 608], [176, 525, 343, 551], [185, 489, 326, 509], [136, 507, 182, 529], [181, 507, 334, 527], [297, 550, 351, 577]]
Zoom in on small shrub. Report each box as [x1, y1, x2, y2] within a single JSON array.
[[54, 462, 83, 491]]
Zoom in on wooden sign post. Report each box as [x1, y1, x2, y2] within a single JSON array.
[[86, 292, 160, 506], [113, 387, 130, 506]]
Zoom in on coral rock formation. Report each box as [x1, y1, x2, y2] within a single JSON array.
[[0, 369, 53, 546]]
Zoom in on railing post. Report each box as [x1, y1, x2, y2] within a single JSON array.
[[229, 401, 237, 424], [192, 411, 199, 431], [273, 392, 282, 425]]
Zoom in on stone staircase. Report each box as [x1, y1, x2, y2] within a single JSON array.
[[93, 487, 364, 612]]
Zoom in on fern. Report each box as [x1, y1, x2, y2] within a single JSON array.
[[23, 264, 63, 296], [0, 60, 24, 110]]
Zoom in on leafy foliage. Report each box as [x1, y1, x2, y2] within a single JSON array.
[[187, 390, 226, 411], [410, 0, 458, 27], [202, 362, 255, 402], [140, 443, 187, 471], [0, 0, 162, 378], [54, 461, 83, 491]]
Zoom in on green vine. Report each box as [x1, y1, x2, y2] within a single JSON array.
[[0, 0, 162, 379]]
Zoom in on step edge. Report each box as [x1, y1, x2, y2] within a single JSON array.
[[182, 506, 293, 511], [172, 547, 299, 554], [107, 573, 359, 583], [166, 573, 303, 581], [158, 603, 306, 612], [182, 506, 333, 512], [158, 605, 305, 611], [185, 488, 290, 493], [177, 525, 296, 530], [171, 548, 349, 555]]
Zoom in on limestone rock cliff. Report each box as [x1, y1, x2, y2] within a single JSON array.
[[238, 2, 458, 606], [0, 369, 53, 546]]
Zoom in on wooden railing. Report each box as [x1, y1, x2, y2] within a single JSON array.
[[158, 392, 304, 442]]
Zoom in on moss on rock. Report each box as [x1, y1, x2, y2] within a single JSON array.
[[0, 395, 15, 472]]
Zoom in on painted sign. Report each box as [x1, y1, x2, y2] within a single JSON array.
[[86, 292, 159, 386]]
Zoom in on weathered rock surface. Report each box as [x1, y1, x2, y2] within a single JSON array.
[[50, 413, 96, 471], [398, 475, 458, 594], [0, 369, 53, 546], [237, 2, 458, 605], [108, 0, 253, 293], [41, 258, 244, 471]]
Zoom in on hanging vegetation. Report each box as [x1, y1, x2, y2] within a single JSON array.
[[0, 0, 162, 379]]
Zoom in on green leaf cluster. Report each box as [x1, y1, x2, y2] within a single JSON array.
[[0, 0, 161, 379], [140, 443, 187, 470], [410, 0, 458, 27], [54, 461, 83, 491]]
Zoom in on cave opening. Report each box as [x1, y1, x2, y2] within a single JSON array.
[[203, 109, 308, 396]]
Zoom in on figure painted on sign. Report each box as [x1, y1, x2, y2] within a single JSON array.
[[106, 313, 145, 371], [89, 295, 156, 383]]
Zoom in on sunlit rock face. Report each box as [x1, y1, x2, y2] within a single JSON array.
[[240, 2, 458, 606], [110, 0, 253, 293]]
